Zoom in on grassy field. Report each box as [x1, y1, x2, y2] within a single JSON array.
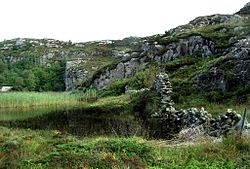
[[0, 92, 249, 168], [0, 126, 249, 169], [0, 92, 81, 108]]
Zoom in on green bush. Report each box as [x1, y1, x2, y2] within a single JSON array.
[[206, 91, 224, 103]]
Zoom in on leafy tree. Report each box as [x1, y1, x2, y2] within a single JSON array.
[[0, 59, 7, 74], [22, 70, 37, 91], [14, 76, 24, 91], [0, 75, 5, 86]]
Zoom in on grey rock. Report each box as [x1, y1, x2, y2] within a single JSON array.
[[237, 2, 250, 14], [226, 36, 250, 58], [91, 57, 141, 90], [65, 60, 87, 91], [124, 58, 139, 77], [169, 14, 241, 35], [162, 49, 174, 62], [192, 59, 250, 93], [219, 28, 228, 33], [155, 44, 165, 51], [192, 67, 226, 92], [145, 36, 215, 62]]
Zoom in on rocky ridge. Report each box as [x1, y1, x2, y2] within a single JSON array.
[[237, 2, 250, 14], [0, 3, 250, 92], [90, 35, 216, 89], [168, 14, 241, 35], [87, 11, 249, 91]]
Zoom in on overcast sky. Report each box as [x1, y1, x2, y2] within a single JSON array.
[[0, 0, 249, 42]]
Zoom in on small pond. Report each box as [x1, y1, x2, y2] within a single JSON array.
[[0, 106, 150, 137]]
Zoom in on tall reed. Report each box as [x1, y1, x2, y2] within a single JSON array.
[[0, 92, 81, 108]]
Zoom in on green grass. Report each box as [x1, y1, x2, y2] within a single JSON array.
[[81, 94, 130, 110], [0, 126, 249, 168], [0, 92, 81, 108]]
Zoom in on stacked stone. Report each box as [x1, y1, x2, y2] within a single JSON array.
[[154, 73, 174, 109], [150, 106, 243, 138], [150, 73, 245, 138], [180, 108, 212, 128], [207, 109, 242, 137], [150, 107, 212, 138]]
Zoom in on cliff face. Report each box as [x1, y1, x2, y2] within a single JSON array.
[[0, 3, 250, 94]]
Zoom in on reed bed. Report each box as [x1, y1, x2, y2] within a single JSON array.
[[0, 92, 81, 108]]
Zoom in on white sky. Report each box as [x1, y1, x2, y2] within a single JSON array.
[[0, 0, 249, 42]]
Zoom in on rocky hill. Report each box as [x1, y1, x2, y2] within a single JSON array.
[[0, 2, 250, 103], [237, 2, 250, 14]]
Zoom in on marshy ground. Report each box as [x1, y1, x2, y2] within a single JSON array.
[[0, 92, 249, 168]]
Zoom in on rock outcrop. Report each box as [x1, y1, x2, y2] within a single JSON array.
[[237, 2, 250, 14], [169, 14, 241, 35], [192, 67, 227, 92], [65, 60, 87, 91], [225, 36, 250, 58], [91, 57, 145, 90], [192, 35, 250, 93], [192, 59, 250, 93], [90, 35, 215, 90], [144, 35, 215, 61]]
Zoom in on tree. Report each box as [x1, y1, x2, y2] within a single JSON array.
[[0, 75, 5, 86], [0, 60, 7, 74], [14, 77, 24, 91], [22, 70, 37, 91]]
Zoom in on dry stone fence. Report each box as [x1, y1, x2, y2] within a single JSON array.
[[148, 73, 250, 139]]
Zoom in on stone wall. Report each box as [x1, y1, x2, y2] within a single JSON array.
[[148, 73, 246, 139]]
